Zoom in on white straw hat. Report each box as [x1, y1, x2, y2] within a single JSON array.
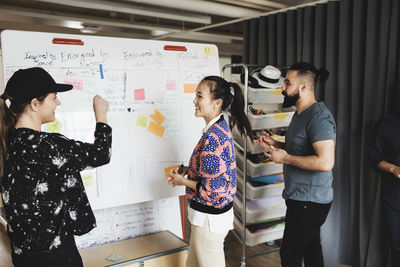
[[251, 65, 284, 88]]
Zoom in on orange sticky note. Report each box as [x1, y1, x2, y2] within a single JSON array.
[[149, 109, 165, 125], [163, 164, 179, 179], [147, 121, 165, 138], [183, 83, 197, 93]]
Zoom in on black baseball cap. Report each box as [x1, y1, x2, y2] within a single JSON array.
[[4, 67, 73, 103]]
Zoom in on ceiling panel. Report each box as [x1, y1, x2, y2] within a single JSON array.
[[0, 0, 320, 55]]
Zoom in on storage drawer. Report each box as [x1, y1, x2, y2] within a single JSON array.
[[233, 193, 286, 224], [248, 87, 284, 104], [233, 129, 263, 154], [233, 216, 285, 246], [235, 149, 283, 177], [248, 112, 294, 130], [236, 169, 284, 200]]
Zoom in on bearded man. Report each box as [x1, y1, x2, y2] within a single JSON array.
[[259, 62, 336, 267]]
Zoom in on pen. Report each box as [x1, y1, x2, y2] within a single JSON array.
[[178, 164, 185, 175]]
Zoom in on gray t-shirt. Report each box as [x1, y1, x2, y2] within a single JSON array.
[[282, 102, 336, 203]]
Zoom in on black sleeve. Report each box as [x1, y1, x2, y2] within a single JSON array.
[[43, 122, 112, 172]]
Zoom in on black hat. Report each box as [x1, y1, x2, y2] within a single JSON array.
[[4, 67, 73, 103]]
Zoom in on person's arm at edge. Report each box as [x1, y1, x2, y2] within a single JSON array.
[[377, 161, 400, 179]]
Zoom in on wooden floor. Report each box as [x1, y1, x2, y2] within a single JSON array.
[[224, 231, 282, 267], [0, 224, 349, 267]]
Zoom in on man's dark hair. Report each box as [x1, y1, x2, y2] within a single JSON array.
[[289, 62, 329, 88]]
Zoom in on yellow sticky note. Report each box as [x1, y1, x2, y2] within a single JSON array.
[[46, 121, 60, 133], [163, 164, 180, 179], [147, 121, 165, 138], [137, 115, 148, 127], [149, 109, 165, 125], [82, 174, 94, 187], [270, 89, 283, 95], [274, 113, 289, 120], [183, 83, 197, 93], [202, 46, 216, 57], [272, 135, 285, 142]]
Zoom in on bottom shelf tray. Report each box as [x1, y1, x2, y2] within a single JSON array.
[[233, 215, 285, 246]]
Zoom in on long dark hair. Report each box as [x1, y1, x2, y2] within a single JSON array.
[[201, 76, 253, 141], [0, 93, 47, 177]]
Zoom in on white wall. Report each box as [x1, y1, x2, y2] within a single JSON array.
[[219, 55, 233, 81]]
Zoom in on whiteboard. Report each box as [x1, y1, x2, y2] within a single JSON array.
[[1, 30, 220, 210], [74, 197, 182, 249]]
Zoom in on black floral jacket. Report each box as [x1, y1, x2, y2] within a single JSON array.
[[1, 123, 112, 257]]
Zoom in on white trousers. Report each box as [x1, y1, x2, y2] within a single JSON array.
[[186, 217, 229, 267]]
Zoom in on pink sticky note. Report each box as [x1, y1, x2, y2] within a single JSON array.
[[166, 80, 177, 90], [134, 88, 145, 100], [64, 77, 84, 90], [4, 76, 11, 86]]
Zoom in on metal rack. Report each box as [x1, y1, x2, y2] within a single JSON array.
[[222, 63, 282, 266]]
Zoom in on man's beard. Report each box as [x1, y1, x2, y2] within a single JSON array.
[[282, 90, 300, 108]]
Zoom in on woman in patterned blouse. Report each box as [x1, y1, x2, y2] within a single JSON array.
[[0, 67, 112, 267], [168, 76, 252, 267]]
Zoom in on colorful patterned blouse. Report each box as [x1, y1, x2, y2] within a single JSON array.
[[186, 116, 236, 214]]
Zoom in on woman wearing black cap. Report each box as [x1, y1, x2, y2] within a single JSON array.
[[0, 67, 112, 267]]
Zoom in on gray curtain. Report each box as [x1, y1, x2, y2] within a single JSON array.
[[243, 0, 400, 266]]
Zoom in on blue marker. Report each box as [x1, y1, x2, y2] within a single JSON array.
[[99, 64, 104, 79]]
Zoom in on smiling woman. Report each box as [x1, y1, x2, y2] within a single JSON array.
[[34, 93, 61, 125], [167, 75, 253, 267], [0, 67, 112, 267]]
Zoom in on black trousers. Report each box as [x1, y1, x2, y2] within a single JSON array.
[[11, 235, 83, 267], [280, 199, 331, 267], [382, 202, 400, 267]]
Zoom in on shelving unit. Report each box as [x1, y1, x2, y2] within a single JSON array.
[[222, 63, 290, 266]]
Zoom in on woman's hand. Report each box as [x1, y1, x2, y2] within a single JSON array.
[[93, 95, 109, 124], [167, 166, 198, 190], [168, 167, 186, 187]]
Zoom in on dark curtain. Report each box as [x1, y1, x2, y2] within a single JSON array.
[[243, 0, 400, 266]]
